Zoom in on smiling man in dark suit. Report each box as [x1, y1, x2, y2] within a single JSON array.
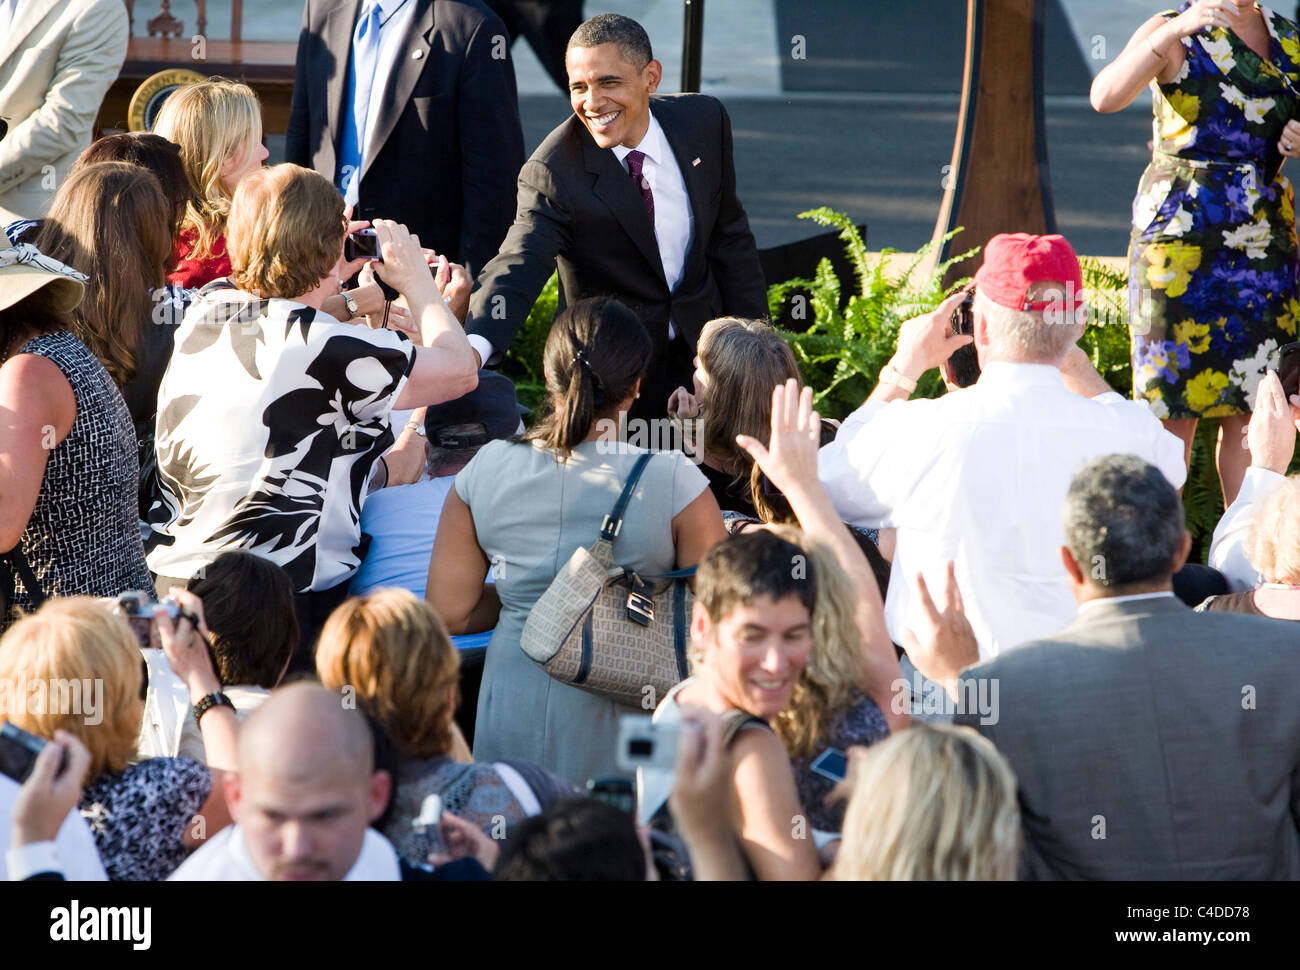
[[465, 13, 767, 421], [286, 0, 524, 276]]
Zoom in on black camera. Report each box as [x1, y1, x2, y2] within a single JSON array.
[[344, 228, 381, 263], [948, 287, 981, 388]]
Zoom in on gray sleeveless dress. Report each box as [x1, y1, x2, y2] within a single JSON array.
[[9, 331, 152, 611], [454, 438, 709, 786]]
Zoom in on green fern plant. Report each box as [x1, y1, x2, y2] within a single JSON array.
[[769, 208, 979, 419], [499, 271, 559, 415]]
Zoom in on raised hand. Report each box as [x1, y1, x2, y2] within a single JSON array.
[[735, 379, 821, 500], [1247, 369, 1298, 474], [900, 560, 979, 696]]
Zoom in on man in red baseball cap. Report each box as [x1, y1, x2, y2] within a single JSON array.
[[816, 231, 1188, 718]]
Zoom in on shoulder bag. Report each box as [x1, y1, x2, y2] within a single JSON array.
[[520, 453, 694, 707]]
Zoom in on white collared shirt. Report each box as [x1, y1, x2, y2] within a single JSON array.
[[356, 0, 418, 177], [611, 113, 694, 330], [168, 824, 402, 880], [819, 361, 1188, 658], [1076, 591, 1178, 613]]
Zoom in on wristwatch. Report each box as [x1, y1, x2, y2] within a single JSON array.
[[192, 692, 235, 725], [341, 289, 360, 318]]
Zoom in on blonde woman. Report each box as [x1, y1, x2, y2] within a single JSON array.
[[152, 78, 411, 324], [0, 592, 237, 880], [152, 79, 268, 288], [315, 589, 574, 867], [831, 723, 1020, 880], [1201, 473, 1300, 619]]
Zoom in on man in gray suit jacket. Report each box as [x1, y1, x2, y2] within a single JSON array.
[[909, 454, 1300, 879]]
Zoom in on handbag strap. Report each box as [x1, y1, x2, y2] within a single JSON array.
[[599, 452, 654, 542], [1, 545, 45, 609]]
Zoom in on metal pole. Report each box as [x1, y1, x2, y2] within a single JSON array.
[[681, 0, 705, 92]]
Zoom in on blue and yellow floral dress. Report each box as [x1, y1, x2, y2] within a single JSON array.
[[1129, 4, 1300, 419]]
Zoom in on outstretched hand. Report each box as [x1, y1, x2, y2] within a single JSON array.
[[1247, 369, 1299, 474], [900, 560, 979, 695], [735, 379, 821, 500]]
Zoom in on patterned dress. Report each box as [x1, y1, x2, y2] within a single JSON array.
[[9, 331, 153, 613], [1129, 4, 1300, 419]]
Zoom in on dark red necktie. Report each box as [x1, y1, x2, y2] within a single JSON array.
[[626, 149, 655, 225]]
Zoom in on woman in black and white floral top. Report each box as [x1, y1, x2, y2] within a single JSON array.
[[147, 164, 478, 659]]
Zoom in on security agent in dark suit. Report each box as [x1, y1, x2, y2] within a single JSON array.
[[909, 454, 1300, 880], [286, 0, 525, 276], [464, 14, 767, 422]]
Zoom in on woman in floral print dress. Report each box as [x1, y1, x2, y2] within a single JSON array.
[[1093, 1, 1300, 504]]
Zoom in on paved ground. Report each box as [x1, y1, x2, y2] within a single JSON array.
[[215, 0, 1172, 255]]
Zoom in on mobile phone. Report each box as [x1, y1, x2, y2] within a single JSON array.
[[615, 715, 680, 773], [344, 228, 381, 262], [587, 776, 636, 817], [947, 286, 981, 388], [1280, 341, 1300, 399], [0, 722, 62, 784], [114, 591, 178, 648], [809, 746, 849, 783], [412, 793, 446, 856]]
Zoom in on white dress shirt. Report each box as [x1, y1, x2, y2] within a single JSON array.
[[1, 774, 107, 881], [467, 112, 695, 367], [168, 824, 402, 880], [819, 361, 1188, 658], [1208, 465, 1288, 592], [612, 113, 694, 341]]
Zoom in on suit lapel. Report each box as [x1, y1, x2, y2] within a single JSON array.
[[324, 0, 363, 161], [0, 0, 60, 69], [362, 0, 433, 181], [653, 98, 709, 273], [582, 126, 665, 286]]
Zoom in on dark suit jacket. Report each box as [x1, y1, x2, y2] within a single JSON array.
[[954, 596, 1300, 880], [465, 93, 767, 366], [286, 0, 525, 276]]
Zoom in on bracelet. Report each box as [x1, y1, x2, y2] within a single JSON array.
[[879, 363, 918, 394], [192, 692, 234, 725]]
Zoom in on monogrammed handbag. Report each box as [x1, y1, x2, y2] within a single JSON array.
[[520, 453, 694, 707]]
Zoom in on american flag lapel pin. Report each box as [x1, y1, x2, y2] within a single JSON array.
[[692, 157, 701, 167]]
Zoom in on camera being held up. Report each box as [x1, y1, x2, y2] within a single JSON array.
[[947, 286, 981, 388]]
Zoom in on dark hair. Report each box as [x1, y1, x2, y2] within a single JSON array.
[[76, 132, 192, 238], [0, 285, 71, 359], [35, 161, 172, 388], [1062, 454, 1185, 589], [567, 13, 653, 68], [522, 297, 651, 460], [187, 551, 299, 688], [493, 798, 646, 881], [696, 529, 818, 625]]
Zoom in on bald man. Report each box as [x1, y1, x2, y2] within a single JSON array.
[[170, 683, 487, 881]]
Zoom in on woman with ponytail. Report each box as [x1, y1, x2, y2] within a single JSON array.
[[428, 297, 727, 785]]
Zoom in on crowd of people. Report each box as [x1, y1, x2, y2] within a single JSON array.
[[2, 6, 1300, 883]]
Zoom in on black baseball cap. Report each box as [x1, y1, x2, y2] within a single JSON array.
[[424, 370, 527, 448]]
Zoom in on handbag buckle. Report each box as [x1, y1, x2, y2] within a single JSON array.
[[600, 514, 623, 540], [627, 574, 655, 626]]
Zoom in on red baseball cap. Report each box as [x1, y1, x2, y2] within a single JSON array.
[[973, 233, 1084, 312]]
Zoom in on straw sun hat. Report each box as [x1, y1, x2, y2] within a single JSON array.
[[0, 233, 88, 314]]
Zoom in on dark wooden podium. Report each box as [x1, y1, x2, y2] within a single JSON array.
[[932, 0, 1057, 282]]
